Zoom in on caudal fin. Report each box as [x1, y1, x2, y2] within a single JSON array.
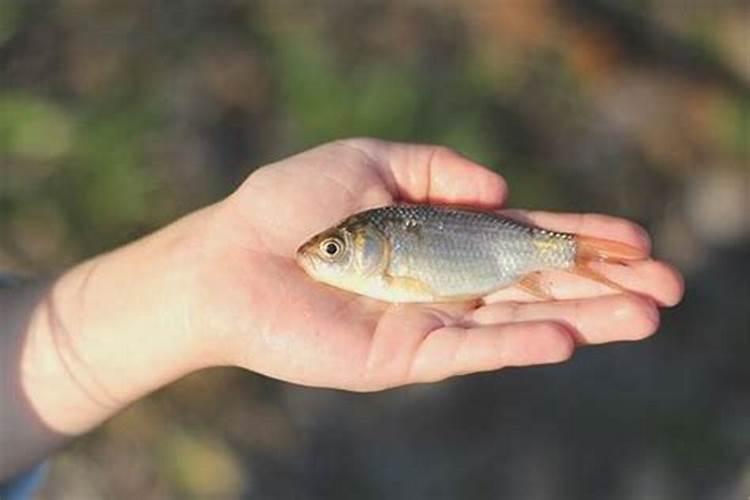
[[572, 235, 648, 292], [575, 235, 647, 265]]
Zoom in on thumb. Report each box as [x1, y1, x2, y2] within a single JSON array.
[[345, 139, 509, 208]]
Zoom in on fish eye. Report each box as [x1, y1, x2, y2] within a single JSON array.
[[320, 237, 343, 258]]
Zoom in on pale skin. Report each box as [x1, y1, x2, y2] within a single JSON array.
[[0, 139, 683, 479]]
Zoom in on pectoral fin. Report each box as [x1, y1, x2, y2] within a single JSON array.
[[382, 274, 436, 302]]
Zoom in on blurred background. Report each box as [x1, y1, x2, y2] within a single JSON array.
[[1, 0, 748, 498]]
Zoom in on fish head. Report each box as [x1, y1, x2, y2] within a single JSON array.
[[296, 219, 390, 292]]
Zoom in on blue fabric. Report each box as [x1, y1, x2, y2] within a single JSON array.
[[0, 464, 47, 500], [0, 275, 47, 499]]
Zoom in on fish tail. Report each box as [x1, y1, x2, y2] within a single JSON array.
[[575, 235, 647, 265], [571, 235, 647, 292]]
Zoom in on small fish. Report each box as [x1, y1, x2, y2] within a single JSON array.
[[296, 204, 645, 303]]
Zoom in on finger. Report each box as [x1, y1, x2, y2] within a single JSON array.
[[368, 141, 509, 208], [485, 259, 684, 307], [408, 321, 573, 384], [471, 294, 659, 344], [501, 210, 652, 254]]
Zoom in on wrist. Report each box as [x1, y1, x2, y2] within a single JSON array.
[[12, 205, 217, 436]]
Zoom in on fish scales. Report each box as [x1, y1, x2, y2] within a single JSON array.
[[356, 205, 576, 298]]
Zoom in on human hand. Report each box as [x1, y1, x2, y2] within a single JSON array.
[[2, 139, 683, 478], [188, 139, 684, 390]]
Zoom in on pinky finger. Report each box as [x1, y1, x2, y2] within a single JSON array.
[[408, 321, 574, 384]]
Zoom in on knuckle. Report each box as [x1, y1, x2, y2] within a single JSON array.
[[334, 137, 380, 150], [429, 144, 457, 159]]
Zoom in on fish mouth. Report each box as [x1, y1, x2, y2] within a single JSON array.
[[295, 244, 318, 274]]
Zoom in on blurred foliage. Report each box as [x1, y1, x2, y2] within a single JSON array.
[[1, 1, 749, 499]]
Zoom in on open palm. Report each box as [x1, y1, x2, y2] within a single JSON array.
[[193, 139, 683, 391]]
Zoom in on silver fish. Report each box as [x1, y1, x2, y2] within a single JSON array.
[[296, 204, 642, 303]]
